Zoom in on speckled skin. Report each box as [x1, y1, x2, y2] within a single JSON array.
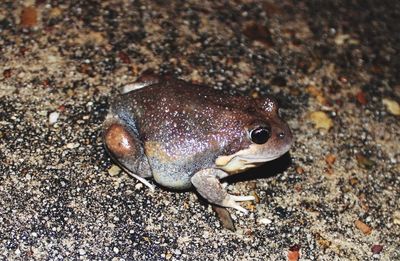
[[103, 74, 292, 212]]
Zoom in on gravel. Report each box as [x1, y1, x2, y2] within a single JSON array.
[[1, 1, 399, 260]]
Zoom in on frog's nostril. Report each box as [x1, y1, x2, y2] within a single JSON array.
[[277, 132, 285, 139]]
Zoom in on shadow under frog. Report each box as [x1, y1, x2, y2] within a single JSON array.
[[103, 73, 293, 214]]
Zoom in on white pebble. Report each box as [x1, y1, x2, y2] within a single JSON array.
[[66, 142, 79, 149], [135, 182, 143, 190], [258, 218, 273, 225], [49, 111, 59, 124], [108, 165, 121, 176]]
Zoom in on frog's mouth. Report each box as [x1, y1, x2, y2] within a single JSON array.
[[215, 143, 290, 174]]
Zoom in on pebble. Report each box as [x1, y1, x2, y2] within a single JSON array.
[[108, 165, 121, 176], [49, 111, 59, 124], [288, 244, 300, 261], [355, 220, 372, 235], [371, 244, 383, 254], [20, 6, 38, 28], [382, 98, 400, 116], [392, 211, 400, 225], [309, 111, 333, 131], [66, 142, 80, 149], [258, 217, 272, 225], [325, 154, 336, 166], [135, 182, 143, 190]]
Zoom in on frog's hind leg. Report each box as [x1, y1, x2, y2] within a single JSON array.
[[191, 169, 255, 214], [103, 115, 154, 191]]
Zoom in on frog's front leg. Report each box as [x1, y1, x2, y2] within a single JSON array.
[[191, 169, 255, 214]]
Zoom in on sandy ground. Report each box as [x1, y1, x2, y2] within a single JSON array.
[[1, 1, 399, 260]]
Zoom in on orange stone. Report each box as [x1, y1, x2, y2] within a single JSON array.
[[355, 220, 372, 235], [20, 6, 38, 28]]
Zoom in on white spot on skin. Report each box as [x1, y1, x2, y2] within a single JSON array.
[[121, 135, 131, 148], [264, 100, 275, 112]]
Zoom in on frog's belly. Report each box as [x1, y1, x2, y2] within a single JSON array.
[[144, 141, 217, 189], [149, 159, 194, 190]]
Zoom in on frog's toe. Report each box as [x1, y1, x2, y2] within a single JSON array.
[[221, 195, 251, 214], [230, 195, 256, 202]]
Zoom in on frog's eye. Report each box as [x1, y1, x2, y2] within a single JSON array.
[[249, 126, 271, 144]]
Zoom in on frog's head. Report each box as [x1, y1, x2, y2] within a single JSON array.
[[215, 96, 293, 174]]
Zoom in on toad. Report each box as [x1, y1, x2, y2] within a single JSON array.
[[103, 73, 292, 213]]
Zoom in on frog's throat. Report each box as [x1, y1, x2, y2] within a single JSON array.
[[214, 144, 285, 174]]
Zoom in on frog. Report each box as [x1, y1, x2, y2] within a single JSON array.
[[103, 73, 293, 214]]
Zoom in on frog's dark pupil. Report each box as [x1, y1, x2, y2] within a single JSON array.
[[250, 127, 271, 144]]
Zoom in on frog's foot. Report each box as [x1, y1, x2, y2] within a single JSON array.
[[191, 169, 255, 214]]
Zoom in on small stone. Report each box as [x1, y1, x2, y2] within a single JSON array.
[[315, 233, 332, 249], [355, 220, 372, 235], [334, 33, 350, 45], [38, 110, 47, 116], [334, 34, 359, 45], [371, 244, 383, 254], [309, 111, 333, 131], [288, 244, 300, 261], [50, 7, 62, 18], [165, 252, 173, 260], [20, 6, 38, 28], [66, 143, 80, 149], [108, 165, 121, 176], [251, 90, 260, 99], [49, 111, 59, 124], [355, 153, 375, 169], [349, 177, 359, 186], [325, 154, 336, 166], [307, 85, 327, 105], [3, 69, 12, 78], [242, 22, 273, 46], [295, 166, 305, 174], [258, 218, 272, 225], [382, 98, 400, 116], [118, 51, 131, 64], [356, 90, 368, 105], [212, 205, 235, 231], [392, 211, 400, 225]]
